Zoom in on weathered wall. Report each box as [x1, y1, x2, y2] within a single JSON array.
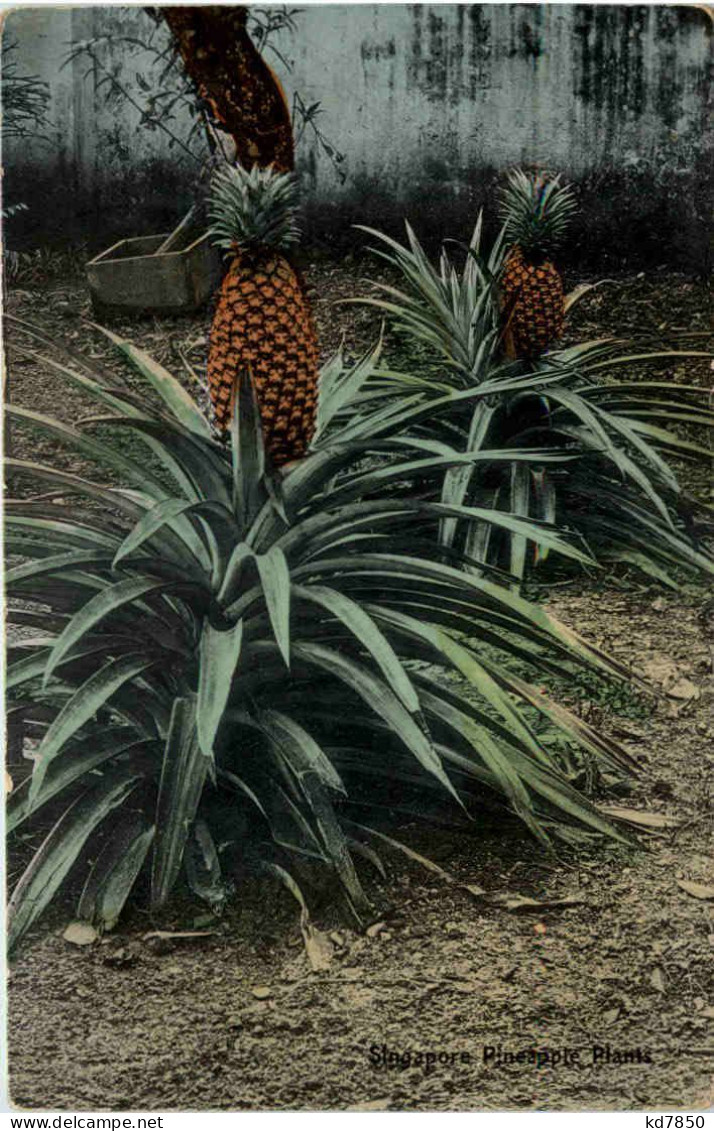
[[2, 7, 199, 246], [2, 5, 712, 270]]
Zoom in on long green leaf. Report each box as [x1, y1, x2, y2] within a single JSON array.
[[78, 813, 155, 930], [291, 640, 459, 805], [184, 819, 226, 908], [231, 366, 266, 530], [439, 402, 495, 548], [253, 708, 345, 794], [8, 766, 143, 952], [255, 545, 291, 666], [6, 459, 149, 520], [293, 583, 421, 715], [90, 323, 212, 438], [7, 732, 154, 833], [43, 576, 179, 684], [6, 405, 168, 499], [369, 605, 551, 768], [29, 655, 156, 802], [196, 617, 244, 758], [151, 695, 210, 908]]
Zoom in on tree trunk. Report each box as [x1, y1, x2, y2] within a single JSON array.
[[161, 5, 294, 173]]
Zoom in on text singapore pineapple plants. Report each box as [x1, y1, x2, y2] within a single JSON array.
[[4, 317, 644, 949], [206, 164, 319, 467], [499, 168, 578, 359]]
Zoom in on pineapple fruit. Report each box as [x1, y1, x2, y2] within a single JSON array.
[[206, 164, 319, 466], [499, 169, 578, 359]]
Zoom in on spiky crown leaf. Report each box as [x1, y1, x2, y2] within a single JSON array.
[[208, 163, 301, 253], [499, 169, 578, 258]]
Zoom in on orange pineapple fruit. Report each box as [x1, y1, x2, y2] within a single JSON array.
[[207, 164, 319, 466], [499, 170, 578, 360]]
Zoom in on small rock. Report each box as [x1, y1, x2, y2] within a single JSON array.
[[250, 985, 273, 1000], [63, 921, 98, 947], [339, 966, 366, 981], [444, 921, 465, 939], [103, 948, 137, 969]]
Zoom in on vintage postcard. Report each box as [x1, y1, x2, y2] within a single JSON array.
[[2, 1, 712, 1116]]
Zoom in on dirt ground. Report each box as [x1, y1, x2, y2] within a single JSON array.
[[5, 255, 714, 1112]]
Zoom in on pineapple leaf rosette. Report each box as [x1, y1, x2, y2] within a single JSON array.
[[6, 315, 641, 951], [333, 171, 714, 588]]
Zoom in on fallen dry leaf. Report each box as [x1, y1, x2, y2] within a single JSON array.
[[640, 654, 680, 687], [667, 678, 700, 701], [702, 1006, 714, 1020], [63, 922, 98, 947], [601, 1007, 621, 1024], [533, 923, 547, 936], [677, 879, 714, 901], [301, 923, 333, 973], [461, 882, 488, 899], [650, 966, 667, 993], [599, 806, 681, 830], [142, 929, 216, 941], [488, 893, 585, 913]]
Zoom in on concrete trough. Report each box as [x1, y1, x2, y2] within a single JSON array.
[[86, 230, 223, 315]]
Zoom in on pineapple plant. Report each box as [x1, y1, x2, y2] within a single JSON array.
[[348, 219, 714, 588], [6, 317, 643, 950], [499, 169, 578, 359], [206, 164, 319, 467]]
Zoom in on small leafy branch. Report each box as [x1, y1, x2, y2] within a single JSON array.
[[64, 7, 345, 176], [1, 38, 51, 140], [293, 91, 346, 180], [248, 5, 302, 69], [63, 23, 205, 165], [1, 39, 53, 223]]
